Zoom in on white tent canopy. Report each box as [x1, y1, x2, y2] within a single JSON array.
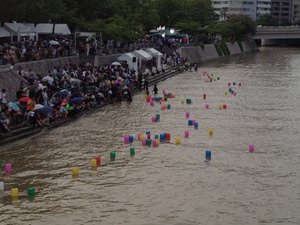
[[4, 23, 36, 37], [54, 24, 71, 35], [76, 32, 96, 38], [145, 48, 163, 57], [36, 23, 54, 34], [145, 48, 163, 72], [118, 52, 138, 73], [132, 50, 153, 61], [118, 52, 136, 61], [0, 27, 10, 37]]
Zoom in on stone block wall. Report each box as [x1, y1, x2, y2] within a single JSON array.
[[202, 44, 220, 61], [226, 42, 242, 55], [93, 54, 122, 67], [178, 46, 205, 64], [14, 56, 80, 76], [0, 66, 27, 102], [179, 38, 257, 64]]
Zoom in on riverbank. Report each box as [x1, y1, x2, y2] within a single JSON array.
[[178, 38, 257, 65], [1, 47, 299, 225], [0, 39, 258, 146], [0, 67, 181, 146]]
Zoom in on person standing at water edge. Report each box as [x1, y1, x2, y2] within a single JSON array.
[[152, 85, 158, 95], [145, 87, 150, 96]]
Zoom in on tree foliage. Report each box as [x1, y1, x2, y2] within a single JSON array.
[[207, 14, 256, 41], [0, 0, 252, 42], [256, 14, 276, 26]]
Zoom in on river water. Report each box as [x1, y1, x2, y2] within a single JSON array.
[[0, 47, 300, 225]]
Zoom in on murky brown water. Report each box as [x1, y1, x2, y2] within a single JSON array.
[[1, 47, 300, 225]]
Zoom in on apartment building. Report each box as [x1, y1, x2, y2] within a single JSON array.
[[211, 0, 299, 23], [257, 0, 272, 18]]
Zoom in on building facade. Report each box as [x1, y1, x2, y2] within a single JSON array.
[[271, 0, 300, 24], [211, 0, 299, 23], [292, 0, 300, 22], [271, 0, 293, 25], [212, 0, 257, 21], [257, 0, 272, 18]]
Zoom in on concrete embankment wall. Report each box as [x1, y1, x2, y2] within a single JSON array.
[[0, 38, 257, 102], [0, 66, 28, 102], [0, 54, 122, 102], [179, 38, 257, 64], [14, 56, 80, 76], [94, 54, 122, 67], [14, 54, 122, 75], [202, 44, 220, 61], [226, 42, 241, 55]]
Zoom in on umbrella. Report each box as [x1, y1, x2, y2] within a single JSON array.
[[33, 104, 44, 111], [70, 78, 81, 84], [49, 40, 60, 46], [62, 74, 71, 80], [117, 77, 124, 82], [111, 61, 121, 66], [19, 97, 31, 103], [8, 102, 20, 111], [66, 104, 74, 111], [35, 106, 52, 115], [53, 89, 69, 98], [70, 96, 85, 104], [42, 76, 54, 85]]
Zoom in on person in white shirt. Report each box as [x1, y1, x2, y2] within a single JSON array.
[[0, 89, 7, 106]]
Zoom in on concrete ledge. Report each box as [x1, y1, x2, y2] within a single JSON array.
[[226, 42, 242, 55], [0, 66, 28, 101], [179, 39, 257, 64]]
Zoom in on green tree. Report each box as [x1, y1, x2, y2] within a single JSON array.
[[207, 14, 256, 41], [175, 0, 217, 35], [256, 14, 276, 26], [154, 0, 185, 27], [0, 0, 218, 42]]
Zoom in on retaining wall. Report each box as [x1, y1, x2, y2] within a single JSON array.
[[0, 66, 28, 102], [1, 38, 257, 102], [226, 42, 242, 55], [94, 54, 122, 67], [14, 56, 80, 76], [202, 44, 220, 61], [179, 39, 257, 64]]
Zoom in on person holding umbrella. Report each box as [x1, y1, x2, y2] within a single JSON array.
[[8, 102, 23, 126]]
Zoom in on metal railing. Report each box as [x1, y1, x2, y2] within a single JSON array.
[[256, 26, 300, 33]]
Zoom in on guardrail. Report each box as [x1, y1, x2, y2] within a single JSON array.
[[256, 26, 300, 33]]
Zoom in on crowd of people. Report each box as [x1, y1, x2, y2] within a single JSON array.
[[0, 49, 191, 137], [0, 36, 160, 65], [0, 37, 73, 65], [0, 61, 139, 135], [0, 33, 190, 65]]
